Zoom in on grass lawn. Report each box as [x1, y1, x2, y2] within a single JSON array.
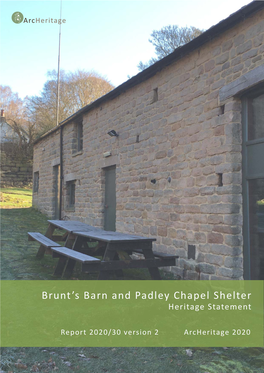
[[1, 190, 264, 372], [0, 187, 32, 209]]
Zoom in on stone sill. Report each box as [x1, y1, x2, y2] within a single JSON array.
[[72, 150, 83, 157], [65, 206, 75, 212]]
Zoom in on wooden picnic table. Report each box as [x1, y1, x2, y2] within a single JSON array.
[[28, 220, 178, 280]]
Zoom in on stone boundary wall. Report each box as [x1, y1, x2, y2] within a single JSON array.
[[33, 8, 264, 280], [0, 149, 32, 187]]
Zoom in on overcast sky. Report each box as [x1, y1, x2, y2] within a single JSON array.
[[0, 0, 253, 99]]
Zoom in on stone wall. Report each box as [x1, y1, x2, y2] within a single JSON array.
[[33, 8, 264, 280], [0, 147, 32, 187], [32, 129, 61, 216]]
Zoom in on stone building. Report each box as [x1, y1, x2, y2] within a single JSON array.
[[33, 1, 264, 280]]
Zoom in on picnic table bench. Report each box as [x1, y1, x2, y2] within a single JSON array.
[[28, 220, 178, 280]]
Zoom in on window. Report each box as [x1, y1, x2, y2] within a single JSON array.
[[72, 118, 83, 154], [33, 172, 39, 193], [151, 88, 158, 103], [247, 93, 264, 140], [66, 180, 75, 210], [77, 121, 83, 151]]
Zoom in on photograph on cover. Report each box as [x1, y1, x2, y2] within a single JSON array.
[[0, 0, 264, 372]]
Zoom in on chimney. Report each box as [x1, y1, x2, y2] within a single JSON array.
[[0, 109, 5, 123]]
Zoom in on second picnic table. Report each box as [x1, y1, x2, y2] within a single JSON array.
[[28, 220, 178, 280]]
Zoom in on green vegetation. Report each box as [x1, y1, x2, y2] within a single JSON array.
[[0, 187, 32, 209], [257, 198, 264, 206], [1, 189, 263, 372]]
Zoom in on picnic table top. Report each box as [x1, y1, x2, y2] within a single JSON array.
[[48, 220, 156, 243], [48, 220, 103, 233], [72, 230, 156, 243]]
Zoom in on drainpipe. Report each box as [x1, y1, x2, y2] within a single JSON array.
[[59, 125, 63, 220]]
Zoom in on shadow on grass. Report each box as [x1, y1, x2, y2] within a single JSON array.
[[0, 207, 155, 281], [1, 207, 51, 280]]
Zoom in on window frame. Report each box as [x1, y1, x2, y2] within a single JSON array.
[[77, 121, 83, 152], [66, 180, 76, 211], [72, 118, 83, 154]]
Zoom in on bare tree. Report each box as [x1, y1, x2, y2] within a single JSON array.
[[27, 69, 114, 136], [1, 69, 114, 157], [0, 85, 34, 157], [138, 25, 203, 71]]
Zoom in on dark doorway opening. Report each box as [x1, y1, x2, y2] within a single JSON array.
[[243, 89, 264, 279], [104, 166, 116, 231]]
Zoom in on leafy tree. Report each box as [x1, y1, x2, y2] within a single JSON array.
[[138, 25, 203, 71], [27, 69, 114, 136]]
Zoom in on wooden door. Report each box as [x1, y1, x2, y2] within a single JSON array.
[[104, 166, 116, 231], [54, 165, 60, 219]]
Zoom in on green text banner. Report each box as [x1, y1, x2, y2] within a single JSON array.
[[1, 280, 263, 347]]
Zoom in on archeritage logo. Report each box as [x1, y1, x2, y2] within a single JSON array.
[[12, 12, 66, 24], [12, 12, 24, 24]]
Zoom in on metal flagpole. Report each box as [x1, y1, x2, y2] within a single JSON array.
[[56, 0, 62, 127], [57, 0, 63, 220]]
